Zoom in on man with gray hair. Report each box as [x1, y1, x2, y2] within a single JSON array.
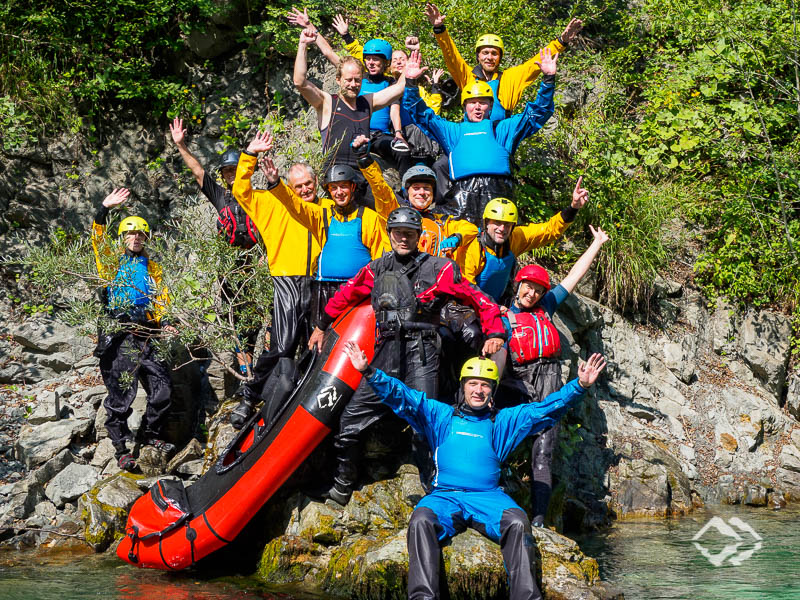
[[229, 154, 334, 427]]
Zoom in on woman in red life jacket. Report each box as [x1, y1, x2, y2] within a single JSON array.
[[498, 224, 609, 527]]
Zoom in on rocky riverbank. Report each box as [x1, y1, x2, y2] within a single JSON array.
[[1, 273, 797, 597]]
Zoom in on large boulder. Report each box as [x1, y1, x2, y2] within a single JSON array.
[[45, 463, 101, 507], [79, 474, 144, 551], [16, 417, 93, 469]]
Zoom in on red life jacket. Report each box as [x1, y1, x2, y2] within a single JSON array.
[[217, 202, 260, 250], [507, 307, 562, 364]]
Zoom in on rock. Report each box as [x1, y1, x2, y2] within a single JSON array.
[[709, 302, 736, 355], [166, 438, 204, 475], [11, 318, 93, 356], [137, 445, 170, 477], [90, 438, 117, 469], [743, 484, 768, 506], [767, 490, 787, 509], [776, 440, 800, 500], [27, 390, 61, 425], [45, 463, 101, 507], [738, 310, 791, 399], [662, 336, 697, 384], [16, 418, 92, 468], [76, 385, 107, 408], [612, 459, 669, 518], [79, 474, 143, 551], [786, 372, 800, 421], [0, 449, 73, 526], [296, 501, 344, 545], [175, 460, 204, 478]]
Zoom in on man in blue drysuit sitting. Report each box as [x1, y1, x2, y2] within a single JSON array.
[[342, 342, 606, 600]]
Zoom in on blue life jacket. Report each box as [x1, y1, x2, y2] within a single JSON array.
[[108, 254, 154, 311], [448, 119, 510, 180], [317, 206, 372, 282], [361, 76, 393, 134], [434, 412, 500, 491], [476, 240, 516, 301], [485, 78, 510, 122]]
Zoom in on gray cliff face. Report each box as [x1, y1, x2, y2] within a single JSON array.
[[0, 49, 798, 598]]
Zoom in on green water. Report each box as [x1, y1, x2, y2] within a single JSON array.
[[1, 505, 798, 599], [575, 505, 800, 600]]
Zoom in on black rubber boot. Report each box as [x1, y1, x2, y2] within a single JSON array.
[[230, 398, 254, 430]]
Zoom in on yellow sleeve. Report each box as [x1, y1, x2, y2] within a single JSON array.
[[444, 218, 479, 247], [91, 221, 117, 281], [146, 260, 170, 323], [498, 38, 565, 110], [434, 29, 473, 90], [419, 86, 442, 115], [462, 238, 485, 284], [231, 153, 279, 236], [510, 211, 570, 256], [345, 38, 364, 62], [361, 160, 398, 220], [361, 210, 391, 259]]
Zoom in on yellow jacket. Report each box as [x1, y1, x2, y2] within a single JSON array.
[[463, 211, 571, 283], [362, 160, 477, 267], [233, 154, 334, 277], [344, 39, 442, 114], [91, 221, 170, 323], [435, 29, 564, 113], [266, 174, 390, 261]]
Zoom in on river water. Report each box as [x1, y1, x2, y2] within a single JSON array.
[[1, 505, 798, 599]]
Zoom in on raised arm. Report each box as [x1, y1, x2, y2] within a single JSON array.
[[560, 224, 609, 293], [169, 117, 205, 187], [425, 3, 470, 89], [371, 73, 407, 111], [294, 28, 328, 112]]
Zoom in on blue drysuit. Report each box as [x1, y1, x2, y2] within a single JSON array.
[[365, 368, 586, 599]]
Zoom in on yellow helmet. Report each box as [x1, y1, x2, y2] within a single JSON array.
[[118, 216, 150, 236], [461, 81, 494, 106], [460, 356, 500, 383], [483, 198, 518, 224], [475, 34, 504, 53]]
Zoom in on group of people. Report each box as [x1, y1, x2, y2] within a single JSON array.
[[92, 5, 608, 599]]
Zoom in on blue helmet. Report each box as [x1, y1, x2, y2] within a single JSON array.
[[363, 38, 392, 61]]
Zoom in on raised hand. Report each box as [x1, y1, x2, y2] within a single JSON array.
[[405, 50, 428, 80], [247, 130, 273, 154], [561, 18, 584, 45], [578, 353, 606, 388], [535, 46, 558, 76], [258, 156, 279, 184], [343, 341, 369, 373], [482, 336, 504, 357], [431, 68, 444, 84], [425, 3, 445, 27], [405, 36, 420, 51], [102, 188, 131, 209], [332, 14, 349, 36], [169, 117, 186, 146], [589, 225, 610, 246], [571, 175, 588, 209], [287, 7, 315, 31], [299, 27, 318, 45]]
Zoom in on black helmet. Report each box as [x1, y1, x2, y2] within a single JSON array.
[[324, 165, 359, 187], [386, 206, 423, 232], [220, 149, 241, 169]]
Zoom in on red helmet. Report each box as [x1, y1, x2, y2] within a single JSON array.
[[515, 264, 550, 289]]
